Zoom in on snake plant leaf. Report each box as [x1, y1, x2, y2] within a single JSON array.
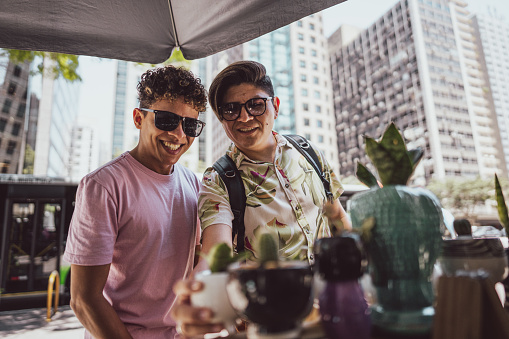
[[364, 123, 416, 186], [365, 137, 413, 186], [408, 147, 424, 167], [355, 162, 380, 188], [495, 173, 509, 233]]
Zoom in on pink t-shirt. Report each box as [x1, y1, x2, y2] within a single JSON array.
[[64, 152, 200, 338]]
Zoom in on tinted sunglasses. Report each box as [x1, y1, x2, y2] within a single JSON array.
[[218, 97, 273, 121], [139, 108, 205, 137]]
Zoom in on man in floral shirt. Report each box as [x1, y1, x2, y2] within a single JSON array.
[[172, 61, 351, 337]]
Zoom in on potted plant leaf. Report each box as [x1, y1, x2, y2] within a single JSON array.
[[226, 229, 315, 339], [349, 122, 443, 335], [190, 242, 250, 335]]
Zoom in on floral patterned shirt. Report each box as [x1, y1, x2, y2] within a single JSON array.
[[198, 132, 344, 262]]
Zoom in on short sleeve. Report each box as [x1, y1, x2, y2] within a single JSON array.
[[64, 176, 118, 265], [198, 167, 235, 232]]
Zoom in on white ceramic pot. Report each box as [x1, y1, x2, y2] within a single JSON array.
[[190, 270, 238, 334]]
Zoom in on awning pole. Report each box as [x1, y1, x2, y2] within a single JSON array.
[[167, 0, 180, 48]]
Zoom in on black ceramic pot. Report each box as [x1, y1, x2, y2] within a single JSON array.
[[226, 261, 314, 336]]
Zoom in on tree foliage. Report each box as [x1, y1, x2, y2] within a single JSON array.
[[426, 176, 508, 220], [22, 144, 35, 174], [1, 49, 81, 82]]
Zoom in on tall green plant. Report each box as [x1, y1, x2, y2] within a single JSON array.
[[495, 173, 509, 234]]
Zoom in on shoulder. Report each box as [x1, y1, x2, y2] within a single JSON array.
[[174, 163, 200, 187]]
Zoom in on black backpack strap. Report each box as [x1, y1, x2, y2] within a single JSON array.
[[212, 155, 246, 253], [284, 134, 334, 202]]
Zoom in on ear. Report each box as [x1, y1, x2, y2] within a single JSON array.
[[273, 97, 280, 119], [133, 108, 143, 130]]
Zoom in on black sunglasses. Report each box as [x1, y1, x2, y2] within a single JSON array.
[[139, 108, 205, 137], [218, 97, 273, 121]]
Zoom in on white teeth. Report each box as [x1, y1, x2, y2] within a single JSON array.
[[163, 141, 180, 150], [239, 127, 255, 132]]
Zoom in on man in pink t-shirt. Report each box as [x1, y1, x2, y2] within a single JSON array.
[[64, 65, 208, 338]]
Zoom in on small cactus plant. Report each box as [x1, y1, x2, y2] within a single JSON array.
[[495, 173, 509, 235], [254, 229, 280, 265], [201, 243, 250, 273]]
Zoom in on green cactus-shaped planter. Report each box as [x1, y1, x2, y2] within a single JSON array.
[[255, 230, 280, 265], [202, 243, 250, 273], [350, 123, 443, 335]]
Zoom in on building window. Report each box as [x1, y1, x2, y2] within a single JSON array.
[[304, 118, 310, 126], [317, 120, 323, 127], [305, 133, 311, 140], [0, 118, 6, 132], [297, 21, 303, 27], [301, 89, 308, 96], [313, 77, 319, 84], [303, 103, 309, 111], [2, 99, 12, 113], [16, 103, 25, 117], [301, 74, 307, 82], [300, 60, 306, 68], [311, 49, 317, 57], [7, 141, 16, 155], [315, 105, 322, 113], [8, 83, 17, 95], [11, 122, 21, 136], [314, 91, 321, 99], [13, 65, 22, 77], [318, 135, 324, 143], [298, 33, 304, 40], [312, 63, 318, 70], [310, 23, 315, 30], [1, 161, 9, 173], [299, 47, 305, 54], [310, 36, 316, 43]]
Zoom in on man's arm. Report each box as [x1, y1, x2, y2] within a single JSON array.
[[171, 223, 233, 337], [324, 199, 352, 232], [70, 264, 133, 339]]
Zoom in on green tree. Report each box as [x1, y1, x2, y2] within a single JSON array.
[[139, 48, 191, 70], [427, 177, 495, 221], [1, 49, 81, 82], [22, 144, 35, 174]]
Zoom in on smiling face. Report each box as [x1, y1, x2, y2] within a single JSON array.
[[221, 83, 279, 161], [130, 98, 200, 174]]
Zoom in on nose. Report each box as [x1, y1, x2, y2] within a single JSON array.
[[167, 120, 186, 138], [236, 105, 253, 123]]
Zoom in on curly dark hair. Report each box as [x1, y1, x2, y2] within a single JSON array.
[[208, 61, 274, 120], [137, 65, 207, 112]]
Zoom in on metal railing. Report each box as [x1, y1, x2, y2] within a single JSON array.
[[46, 270, 60, 321]]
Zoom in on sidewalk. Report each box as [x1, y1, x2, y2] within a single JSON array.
[[0, 305, 85, 338]]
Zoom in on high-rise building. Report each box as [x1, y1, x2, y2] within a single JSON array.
[[329, 0, 506, 185], [0, 57, 30, 174], [32, 58, 80, 177], [69, 125, 100, 181], [473, 13, 509, 174], [201, 14, 340, 174]]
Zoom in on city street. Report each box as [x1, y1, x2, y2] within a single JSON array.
[[0, 306, 84, 338]]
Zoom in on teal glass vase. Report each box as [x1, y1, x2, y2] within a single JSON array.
[[350, 186, 443, 336]]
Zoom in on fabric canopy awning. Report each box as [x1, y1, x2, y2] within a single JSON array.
[[0, 0, 346, 63]]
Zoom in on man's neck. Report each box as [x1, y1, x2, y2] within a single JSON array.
[[237, 136, 277, 163]]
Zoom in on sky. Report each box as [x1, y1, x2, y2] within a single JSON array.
[[77, 0, 508, 150]]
